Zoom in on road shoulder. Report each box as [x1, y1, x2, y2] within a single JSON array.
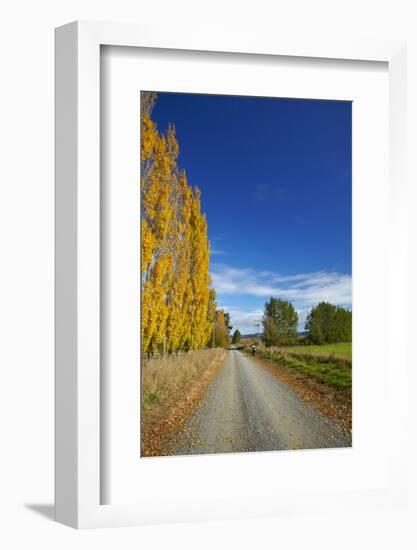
[[141, 349, 228, 457], [246, 352, 352, 435]]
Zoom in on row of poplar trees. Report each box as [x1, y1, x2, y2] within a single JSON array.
[[141, 92, 220, 356]]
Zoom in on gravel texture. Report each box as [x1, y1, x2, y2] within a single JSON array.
[[171, 350, 352, 455]]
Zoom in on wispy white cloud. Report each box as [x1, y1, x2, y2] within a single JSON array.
[[211, 264, 351, 307], [211, 264, 351, 333], [217, 306, 264, 334], [212, 233, 225, 241], [210, 247, 226, 256]]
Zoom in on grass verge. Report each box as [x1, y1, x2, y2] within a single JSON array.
[[141, 348, 227, 456], [282, 342, 352, 360], [257, 348, 351, 390]]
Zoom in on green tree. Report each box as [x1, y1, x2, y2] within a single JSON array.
[[232, 329, 241, 344], [262, 317, 280, 346], [305, 302, 352, 344], [224, 312, 233, 335], [262, 298, 298, 345]]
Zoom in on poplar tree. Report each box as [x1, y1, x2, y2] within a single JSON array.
[[165, 171, 192, 352], [208, 309, 230, 349], [188, 188, 211, 349], [140, 92, 216, 355], [141, 116, 178, 353]]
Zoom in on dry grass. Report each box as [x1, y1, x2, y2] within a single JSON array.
[[141, 348, 227, 456], [278, 342, 352, 360]]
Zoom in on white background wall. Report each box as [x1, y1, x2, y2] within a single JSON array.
[[0, 1, 416, 548]]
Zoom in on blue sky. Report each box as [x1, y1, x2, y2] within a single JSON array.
[[151, 92, 352, 333]]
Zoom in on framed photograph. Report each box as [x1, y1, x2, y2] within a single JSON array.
[[55, 21, 407, 528]]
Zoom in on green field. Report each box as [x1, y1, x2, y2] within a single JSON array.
[[283, 342, 352, 360], [253, 342, 352, 391]]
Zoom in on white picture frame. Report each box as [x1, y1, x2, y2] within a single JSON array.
[[55, 21, 407, 529]]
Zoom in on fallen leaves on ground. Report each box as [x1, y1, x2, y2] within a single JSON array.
[[141, 349, 227, 457], [251, 354, 352, 434]]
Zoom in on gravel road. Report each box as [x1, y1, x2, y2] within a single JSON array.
[[171, 350, 351, 455]]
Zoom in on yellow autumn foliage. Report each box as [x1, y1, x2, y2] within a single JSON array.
[[141, 92, 217, 355], [208, 309, 230, 349]]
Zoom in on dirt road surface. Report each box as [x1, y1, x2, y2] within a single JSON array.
[[170, 350, 351, 455]]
